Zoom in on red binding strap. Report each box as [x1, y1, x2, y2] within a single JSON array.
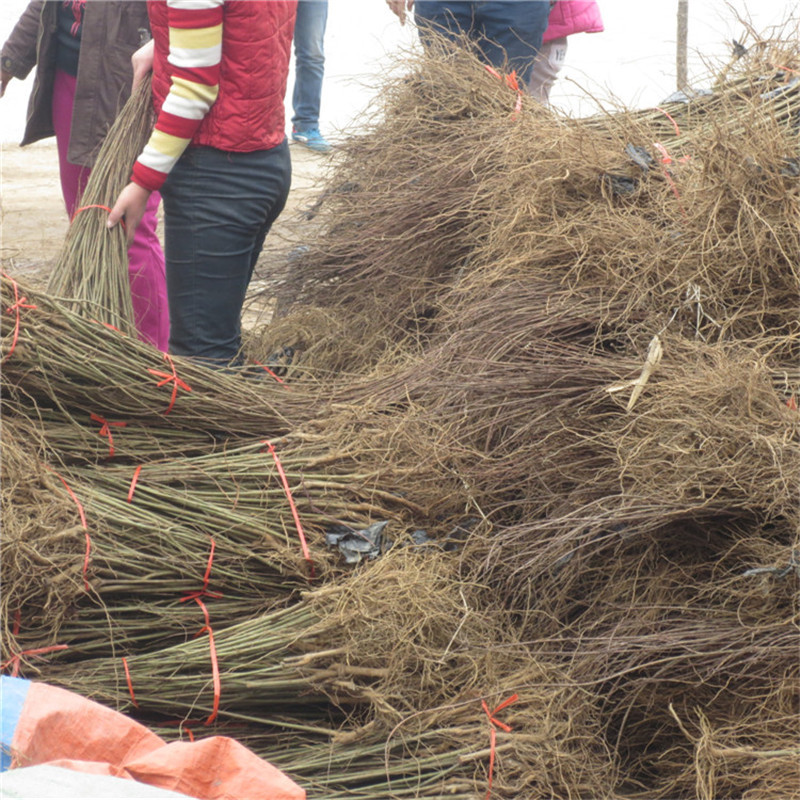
[[148, 353, 192, 415], [2, 614, 67, 677], [483, 65, 524, 119], [47, 467, 91, 592], [121, 657, 139, 708], [180, 537, 223, 602], [90, 412, 127, 458], [127, 465, 143, 503], [655, 106, 681, 137], [192, 598, 221, 726], [481, 693, 519, 799], [251, 359, 290, 388], [2, 272, 37, 363], [71, 204, 126, 231], [262, 440, 315, 578]]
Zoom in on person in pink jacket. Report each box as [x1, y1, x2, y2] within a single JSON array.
[[528, 0, 604, 102]]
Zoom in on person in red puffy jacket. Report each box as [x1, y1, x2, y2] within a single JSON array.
[[528, 0, 604, 102], [109, 0, 297, 368]]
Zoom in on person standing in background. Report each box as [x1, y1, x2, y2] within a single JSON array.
[[1, 0, 169, 352], [291, 0, 331, 153], [109, 0, 295, 369], [528, 1, 604, 102], [387, 0, 551, 87]]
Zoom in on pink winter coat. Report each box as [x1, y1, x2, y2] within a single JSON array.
[[544, 1, 604, 43]]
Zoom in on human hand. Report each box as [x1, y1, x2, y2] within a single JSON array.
[[387, 0, 414, 25], [131, 39, 155, 92], [0, 69, 13, 98], [108, 182, 151, 244]]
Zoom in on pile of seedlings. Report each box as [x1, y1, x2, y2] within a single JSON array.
[[3, 24, 799, 800]]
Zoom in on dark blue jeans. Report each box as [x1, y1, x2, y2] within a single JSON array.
[[160, 142, 291, 366], [414, 1, 551, 85], [292, 0, 328, 131]]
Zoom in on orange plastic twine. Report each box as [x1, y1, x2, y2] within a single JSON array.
[[1, 645, 70, 678], [71, 203, 126, 231], [481, 693, 519, 799], [652, 141, 687, 218], [89, 412, 127, 458], [655, 106, 681, 137], [179, 537, 223, 603], [250, 359, 290, 388], [46, 467, 92, 592], [192, 597, 221, 725], [2, 614, 68, 677], [262, 440, 315, 578], [147, 352, 192, 414], [89, 319, 125, 334], [484, 64, 524, 118], [2, 272, 37, 364], [127, 465, 143, 503], [121, 657, 140, 708]]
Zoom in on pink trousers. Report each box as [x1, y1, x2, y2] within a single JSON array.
[[53, 69, 169, 351]]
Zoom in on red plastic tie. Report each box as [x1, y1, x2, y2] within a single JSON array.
[[2, 615, 68, 677], [192, 597, 220, 725], [180, 537, 223, 602], [262, 440, 315, 578], [653, 141, 673, 165], [47, 467, 91, 592], [89, 319, 125, 334], [251, 359, 290, 388], [655, 106, 681, 137], [121, 657, 140, 708], [653, 142, 687, 218], [127, 465, 143, 503], [2, 644, 69, 678], [2, 272, 37, 363], [71, 203, 126, 231], [484, 65, 524, 118], [481, 693, 519, 799], [90, 412, 127, 458], [774, 64, 800, 79], [148, 353, 192, 414]]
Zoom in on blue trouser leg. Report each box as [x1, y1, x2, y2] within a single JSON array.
[[414, 0, 474, 45], [160, 142, 292, 366], [292, 0, 328, 131], [475, 2, 550, 84], [414, 1, 551, 86]]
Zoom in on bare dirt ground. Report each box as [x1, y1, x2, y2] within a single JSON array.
[[0, 138, 332, 327]]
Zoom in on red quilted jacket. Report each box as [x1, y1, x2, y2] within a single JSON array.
[[147, 0, 296, 153]]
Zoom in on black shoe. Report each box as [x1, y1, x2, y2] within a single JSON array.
[[264, 345, 295, 378]]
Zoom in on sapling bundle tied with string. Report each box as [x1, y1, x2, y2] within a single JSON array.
[[40, 436, 439, 658], [0, 417, 87, 672], [46, 76, 155, 334], [47, 550, 618, 800], [1, 275, 316, 464], [4, 18, 800, 800]]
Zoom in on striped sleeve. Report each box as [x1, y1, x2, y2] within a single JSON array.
[[132, 0, 224, 192]]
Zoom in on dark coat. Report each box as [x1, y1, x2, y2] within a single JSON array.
[[1, 1, 151, 167]]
